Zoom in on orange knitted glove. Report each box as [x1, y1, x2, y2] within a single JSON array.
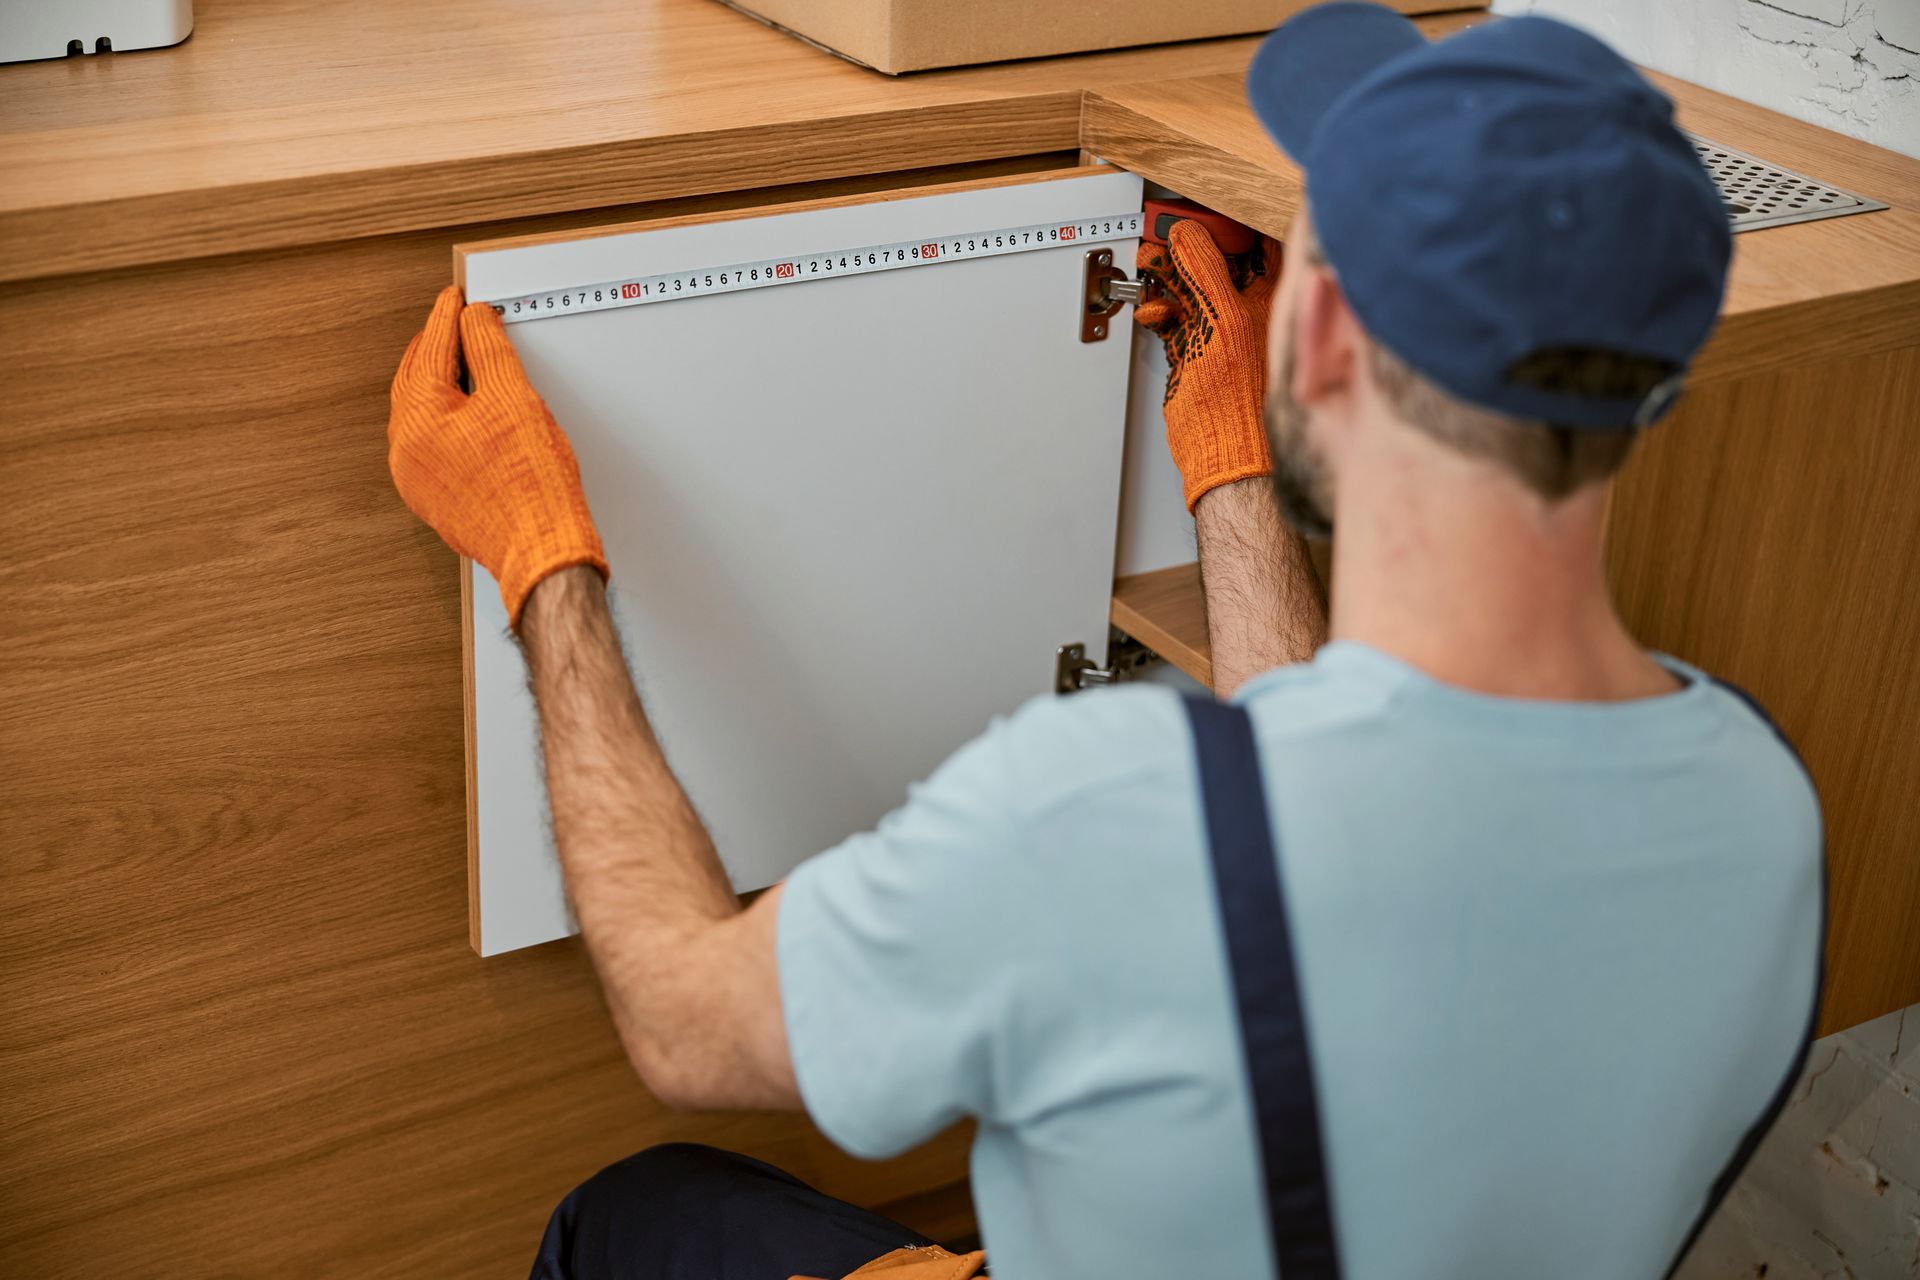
[[388, 286, 608, 628], [788, 1243, 989, 1280], [1135, 222, 1282, 511]]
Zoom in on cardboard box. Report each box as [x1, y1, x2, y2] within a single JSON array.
[[716, 0, 1488, 74]]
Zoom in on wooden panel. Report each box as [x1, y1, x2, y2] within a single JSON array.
[[0, 161, 1089, 1277], [0, 0, 1268, 283], [1082, 63, 1920, 386], [1113, 563, 1212, 689], [1607, 343, 1920, 1035], [730, 0, 1481, 76], [1079, 13, 1491, 239]]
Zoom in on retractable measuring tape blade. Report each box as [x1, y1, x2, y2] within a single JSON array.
[[481, 211, 1147, 324]]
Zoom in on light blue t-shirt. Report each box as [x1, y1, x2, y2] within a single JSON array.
[[778, 641, 1822, 1279]]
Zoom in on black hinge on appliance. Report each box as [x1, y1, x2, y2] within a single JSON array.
[[1056, 628, 1162, 693]]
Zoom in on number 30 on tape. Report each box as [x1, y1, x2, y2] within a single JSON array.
[[484, 212, 1145, 325]]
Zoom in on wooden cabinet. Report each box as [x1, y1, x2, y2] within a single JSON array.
[[3, 1, 1917, 1274], [0, 163, 1055, 1279]]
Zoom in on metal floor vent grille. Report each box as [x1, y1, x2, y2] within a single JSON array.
[[1689, 133, 1887, 233]]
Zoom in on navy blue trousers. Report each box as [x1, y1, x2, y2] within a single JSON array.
[[529, 1143, 939, 1280]]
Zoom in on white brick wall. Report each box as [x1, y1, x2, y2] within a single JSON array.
[[1491, 0, 1920, 159]]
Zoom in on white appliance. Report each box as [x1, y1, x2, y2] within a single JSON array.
[[1, 0, 192, 63]]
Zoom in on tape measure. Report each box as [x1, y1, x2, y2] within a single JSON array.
[[482, 210, 1146, 325]]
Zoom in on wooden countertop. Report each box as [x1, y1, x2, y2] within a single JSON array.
[[0, 0, 1266, 281], [3, 0, 1915, 377], [1084, 71, 1920, 383]]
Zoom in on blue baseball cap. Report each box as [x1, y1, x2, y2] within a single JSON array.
[[1247, 4, 1730, 429]]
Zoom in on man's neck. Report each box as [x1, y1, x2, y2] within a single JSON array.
[[1327, 450, 1679, 702]]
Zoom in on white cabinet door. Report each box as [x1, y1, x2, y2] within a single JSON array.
[[459, 168, 1145, 955]]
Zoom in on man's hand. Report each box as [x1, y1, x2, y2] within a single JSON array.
[[388, 286, 607, 627], [1138, 230, 1327, 691], [1135, 223, 1282, 512]]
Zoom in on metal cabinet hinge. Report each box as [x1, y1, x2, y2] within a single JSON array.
[[1056, 628, 1162, 693], [1081, 248, 1149, 343]]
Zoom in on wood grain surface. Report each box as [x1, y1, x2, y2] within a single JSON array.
[[1112, 563, 1212, 689], [0, 159, 1075, 1280], [727, 0, 1480, 75], [1080, 14, 1486, 237], [1608, 343, 1920, 1035], [1083, 66, 1920, 384], [0, 0, 1268, 283]]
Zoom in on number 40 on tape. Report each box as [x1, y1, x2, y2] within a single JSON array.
[[485, 211, 1145, 325]]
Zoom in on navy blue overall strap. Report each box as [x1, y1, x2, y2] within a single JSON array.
[[1184, 696, 1343, 1280]]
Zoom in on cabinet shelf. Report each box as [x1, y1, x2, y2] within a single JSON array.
[[1111, 562, 1211, 689]]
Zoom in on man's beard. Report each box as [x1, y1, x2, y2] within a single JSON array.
[[1265, 341, 1336, 540]]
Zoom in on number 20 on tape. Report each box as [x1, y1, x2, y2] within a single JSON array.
[[484, 212, 1145, 325]]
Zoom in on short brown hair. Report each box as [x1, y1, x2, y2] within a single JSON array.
[[1365, 339, 1638, 500], [1299, 223, 1638, 500]]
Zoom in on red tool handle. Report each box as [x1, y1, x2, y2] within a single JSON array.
[[1142, 198, 1258, 256]]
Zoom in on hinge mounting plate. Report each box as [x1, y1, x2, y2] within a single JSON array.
[[1056, 627, 1162, 693], [1080, 248, 1147, 343]]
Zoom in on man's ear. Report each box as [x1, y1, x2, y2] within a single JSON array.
[[1291, 267, 1359, 409]]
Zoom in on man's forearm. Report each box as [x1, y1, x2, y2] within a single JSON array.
[[1193, 478, 1328, 695], [517, 567, 792, 1106]]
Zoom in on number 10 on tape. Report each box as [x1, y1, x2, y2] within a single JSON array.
[[484, 212, 1145, 325]]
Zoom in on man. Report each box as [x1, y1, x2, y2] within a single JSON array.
[[387, 5, 1823, 1278]]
